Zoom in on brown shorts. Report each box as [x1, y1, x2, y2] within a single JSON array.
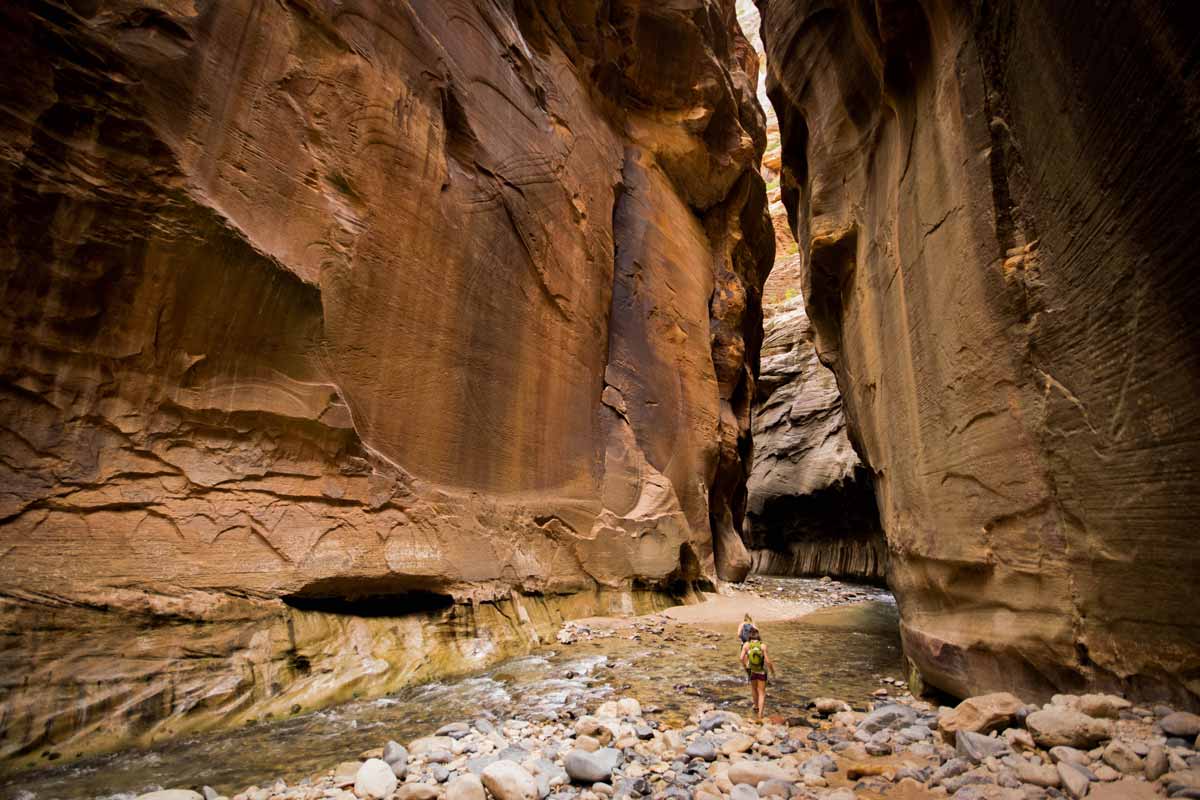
[[749, 672, 768, 683]]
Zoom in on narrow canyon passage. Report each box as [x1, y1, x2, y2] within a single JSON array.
[[1, 0, 1199, 799]]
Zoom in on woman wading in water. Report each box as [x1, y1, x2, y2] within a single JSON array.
[[739, 626, 776, 720]]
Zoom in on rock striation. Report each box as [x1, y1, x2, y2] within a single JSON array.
[[0, 0, 772, 765], [737, 0, 885, 583], [759, 0, 1200, 706]]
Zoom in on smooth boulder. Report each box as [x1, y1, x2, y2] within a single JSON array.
[[727, 761, 793, 786], [564, 748, 619, 784], [1160, 712, 1200, 738], [445, 774, 487, 800], [1026, 709, 1113, 748], [355, 759, 399, 800], [482, 760, 540, 800], [939, 693, 1025, 738]]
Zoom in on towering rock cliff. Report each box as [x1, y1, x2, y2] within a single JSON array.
[[759, 0, 1200, 706], [734, 0, 884, 582], [0, 0, 772, 765]]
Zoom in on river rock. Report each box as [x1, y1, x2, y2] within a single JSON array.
[[1101, 740, 1143, 774], [1161, 712, 1200, 738], [1049, 747, 1090, 767], [730, 784, 758, 800], [685, 739, 718, 762], [940, 693, 1025, 738], [700, 712, 742, 732], [756, 779, 792, 798], [1056, 762, 1092, 799], [1001, 728, 1035, 752], [726, 761, 792, 786], [136, 792, 204, 800], [384, 741, 409, 777], [1026, 710, 1113, 748], [411, 737, 457, 756], [396, 785, 439, 800], [1146, 745, 1169, 779], [445, 774, 486, 800], [956, 731, 1009, 764], [564, 749, 619, 784], [811, 699, 851, 716], [1077, 695, 1131, 720], [859, 705, 917, 734], [1010, 758, 1060, 788], [1089, 779, 1161, 799], [482, 761, 540, 800], [577, 735, 601, 753], [355, 759, 399, 800], [720, 734, 755, 755], [617, 699, 642, 718], [575, 720, 615, 746]]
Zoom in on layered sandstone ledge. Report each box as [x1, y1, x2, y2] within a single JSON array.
[[758, 0, 1200, 706], [0, 0, 772, 765]]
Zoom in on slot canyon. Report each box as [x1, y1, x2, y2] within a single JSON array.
[[1, 0, 1198, 798]]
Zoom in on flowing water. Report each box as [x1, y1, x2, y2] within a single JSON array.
[[1, 582, 901, 800]]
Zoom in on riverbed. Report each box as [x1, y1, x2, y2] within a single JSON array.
[[1, 578, 901, 800]]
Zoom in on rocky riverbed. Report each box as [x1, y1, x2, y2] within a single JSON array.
[[9, 579, 1197, 799], [125, 688, 1200, 800]]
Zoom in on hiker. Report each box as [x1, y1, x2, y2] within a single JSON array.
[[736, 613, 756, 644], [739, 626, 776, 719]]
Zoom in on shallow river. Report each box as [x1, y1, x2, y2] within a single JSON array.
[[2, 584, 900, 800]]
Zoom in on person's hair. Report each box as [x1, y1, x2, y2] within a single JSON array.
[[749, 626, 761, 640], [743, 613, 753, 623]]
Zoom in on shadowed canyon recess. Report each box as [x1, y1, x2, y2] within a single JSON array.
[[1, 0, 1199, 777]]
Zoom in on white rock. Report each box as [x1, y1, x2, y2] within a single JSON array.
[[136, 792, 204, 800], [616, 698, 642, 717], [481, 760, 539, 800], [354, 759, 399, 800]]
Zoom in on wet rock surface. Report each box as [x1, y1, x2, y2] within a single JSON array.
[[758, 0, 1200, 705], [87, 688, 1200, 800], [0, 0, 772, 766]]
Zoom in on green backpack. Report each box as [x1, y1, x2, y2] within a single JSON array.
[[746, 640, 765, 671]]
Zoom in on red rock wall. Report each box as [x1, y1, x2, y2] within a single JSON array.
[[759, 0, 1200, 706], [0, 0, 772, 763]]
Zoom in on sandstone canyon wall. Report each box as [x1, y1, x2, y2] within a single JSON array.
[[759, 0, 1200, 706], [0, 0, 772, 766], [735, 0, 885, 583]]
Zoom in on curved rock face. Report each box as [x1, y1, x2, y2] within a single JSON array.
[[746, 266, 885, 581], [760, 0, 1200, 705], [0, 0, 772, 764], [736, 0, 884, 583]]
